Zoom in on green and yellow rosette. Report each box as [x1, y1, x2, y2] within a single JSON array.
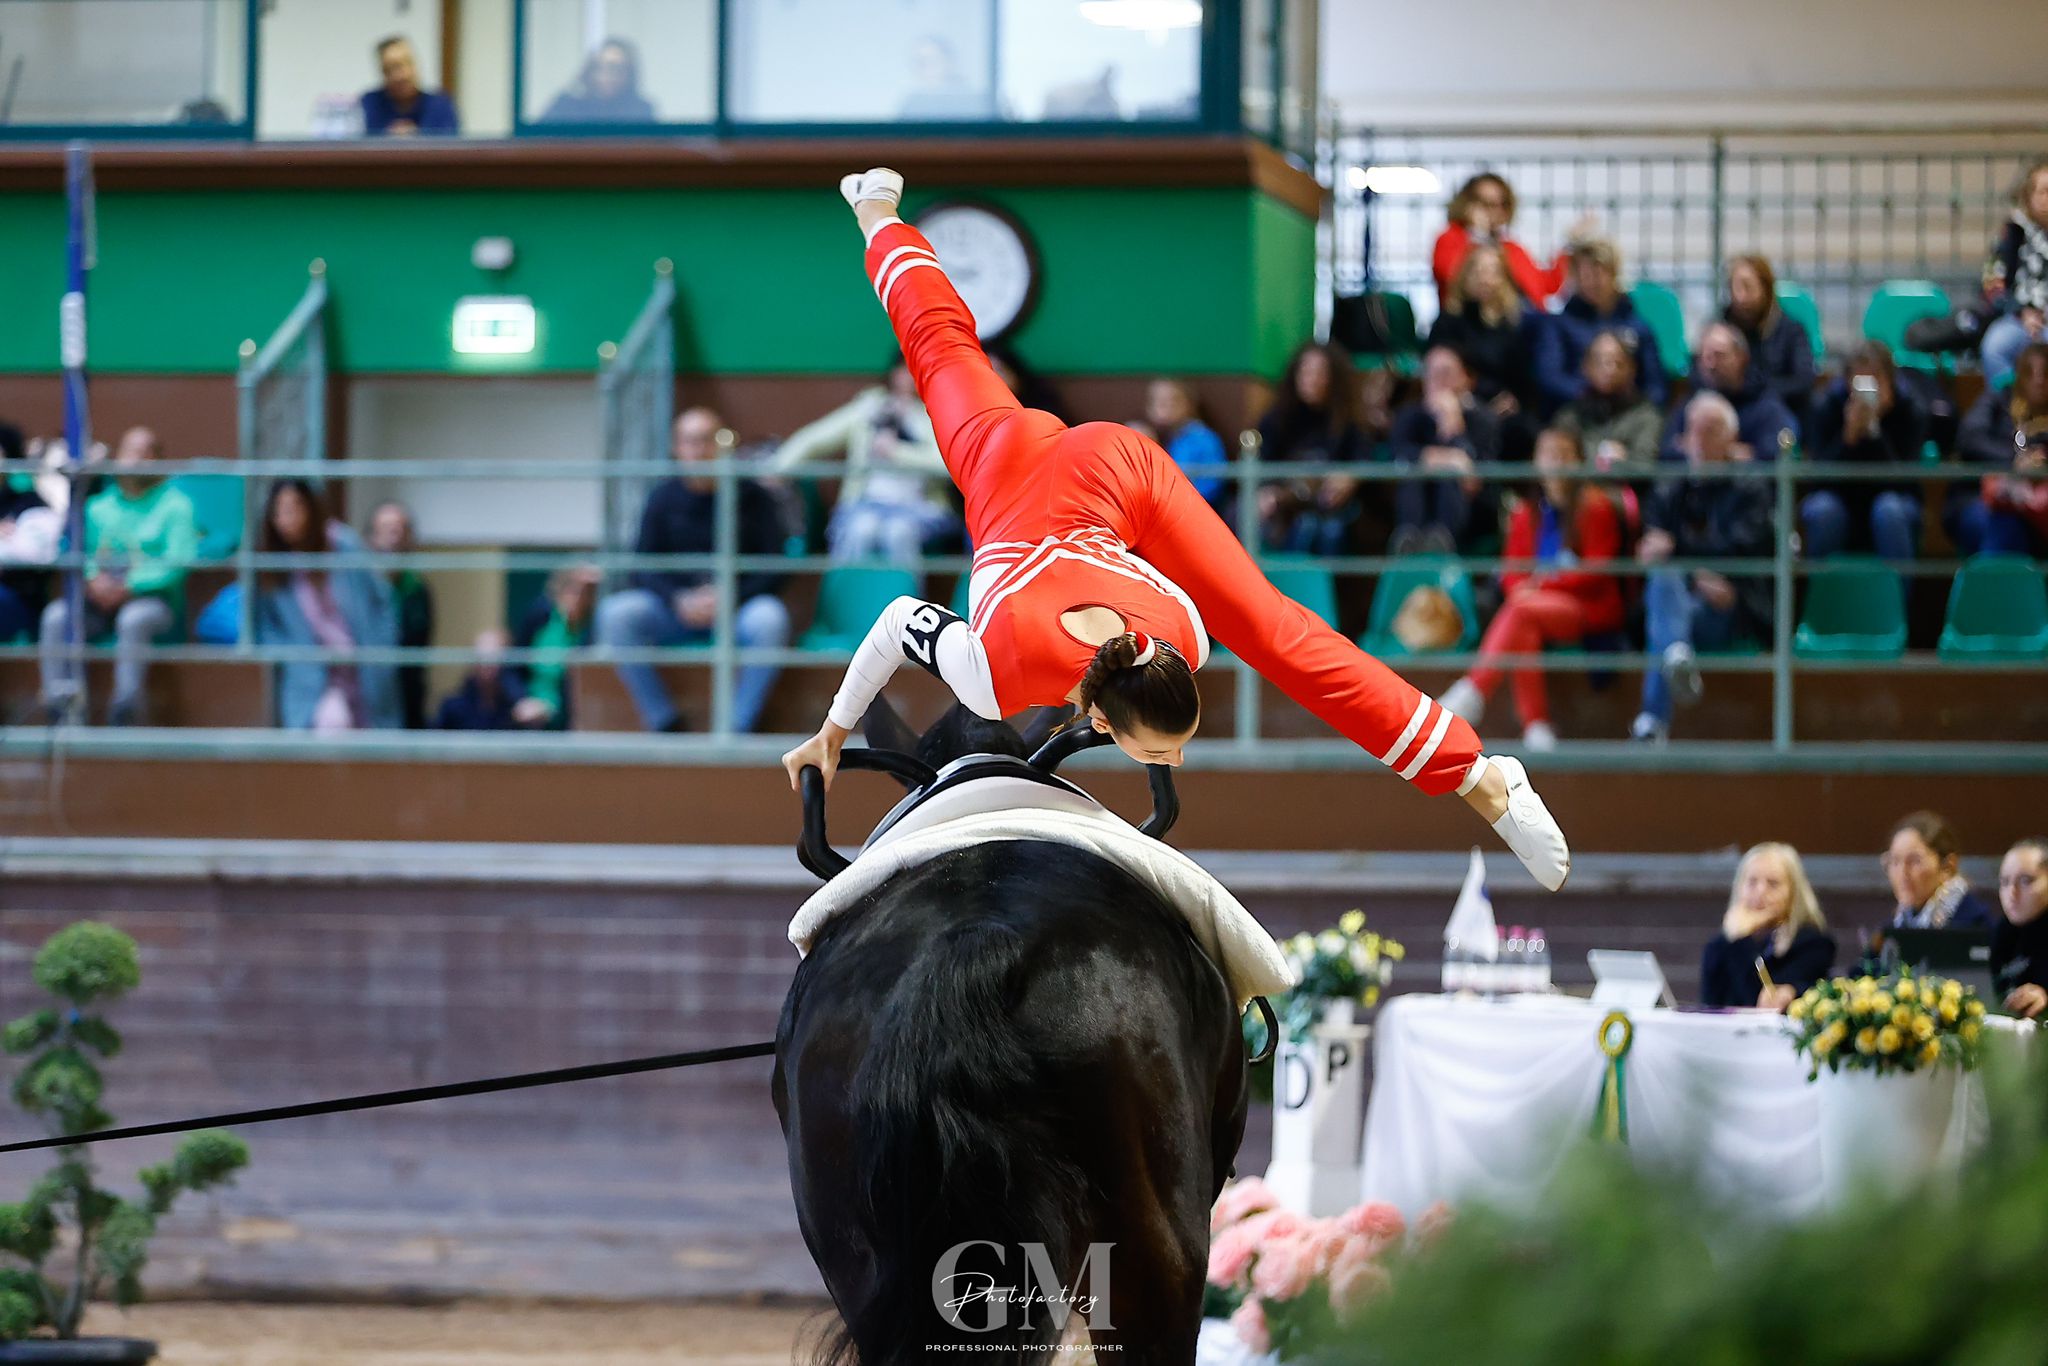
[[1593, 1010, 1634, 1144]]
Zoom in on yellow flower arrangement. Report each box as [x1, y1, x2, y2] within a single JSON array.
[[1788, 968, 1986, 1081]]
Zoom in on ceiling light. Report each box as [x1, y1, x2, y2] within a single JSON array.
[[1352, 165, 1442, 196]]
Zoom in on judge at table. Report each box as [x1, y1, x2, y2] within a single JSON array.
[[1993, 837, 2048, 1020], [1701, 842, 1836, 1010]]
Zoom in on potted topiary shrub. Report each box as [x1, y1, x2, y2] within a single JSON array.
[[0, 922, 250, 1362]]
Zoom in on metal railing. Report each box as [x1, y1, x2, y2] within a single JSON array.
[[598, 263, 676, 566], [1, 444, 2041, 764], [1330, 126, 2044, 353], [234, 263, 329, 645]]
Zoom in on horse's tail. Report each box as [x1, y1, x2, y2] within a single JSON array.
[[833, 919, 1088, 1364]]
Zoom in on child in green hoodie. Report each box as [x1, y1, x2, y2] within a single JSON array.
[[39, 427, 197, 724]]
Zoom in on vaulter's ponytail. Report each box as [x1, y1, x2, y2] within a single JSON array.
[[1074, 631, 1199, 737]]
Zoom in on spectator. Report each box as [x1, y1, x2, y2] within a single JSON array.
[[38, 427, 196, 726], [1388, 345, 1503, 554], [255, 479, 401, 732], [361, 36, 460, 137], [1531, 239, 1669, 414], [1429, 173, 1594, 308], [1629, 393, 1773, 743], [0, 422, 50, 642], [540, 38, 656, 124], [1256, 341, 1376, 555], [1700, 842, 1836, 1010], [1554, 330, 1663, 474], [1722, 254, 1816, 419], [435, 629, 526, 731], [1659, 322, 1801, 462], [1143, 379, 1230, 510], [766, 360, 955, 565], [1427, 243, 1539, 435], [1800, 342, 1929, 560], [1885, 810, 1994, 930], [1979, 159, 2048, 392], [1992, 837, 2048, 1020], [595, 407, 791, 733], [1951, 342, 2048, 557], [508, 564, 600, 730], [1437, 427, 1625, 750], [366, 499, 433, 729]]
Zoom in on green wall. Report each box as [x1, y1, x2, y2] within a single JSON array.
[[0, 185, 1313, 378]]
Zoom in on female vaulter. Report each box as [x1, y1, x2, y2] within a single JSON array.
[[782, 168, 1571, 890]]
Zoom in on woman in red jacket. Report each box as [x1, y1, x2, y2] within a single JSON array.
[[1431, 173, 1596, 309], [781, 168, 1572, 890], [1437, 427, 1624, 750]]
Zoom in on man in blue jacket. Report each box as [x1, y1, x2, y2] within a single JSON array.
[[1531, 239, 1668, 415], [1659, 322, 1802, 462], [361, 36, 460, 136], [594, 407, 792, 733]]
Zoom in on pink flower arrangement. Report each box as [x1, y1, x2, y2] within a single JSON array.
[[1207, 1180, 1441, 1359], [1229, 1298, 1271, 1354], [1210, 1175, 1278, 1234]]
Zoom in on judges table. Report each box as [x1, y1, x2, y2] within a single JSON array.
[[1359, 994, 2018, 1221]]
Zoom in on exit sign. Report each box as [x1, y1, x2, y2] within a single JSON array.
[[453, 296, 536, 355]]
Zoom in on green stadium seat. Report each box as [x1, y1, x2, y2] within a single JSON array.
[[1938, 556, 2048, 661], [171, 472, 245, 561], [1359, 556, 1479, 657], [1774, 281, 1826, 368], [1861, 280, 1950, 373], [798, 565, 918, 652], [1628, 282, 1690, 379], [949, 571, 973, 620], [1793, 557, 1906, 659], [1263, 561, 1340, 629], [1343, 292, 1421, 377]]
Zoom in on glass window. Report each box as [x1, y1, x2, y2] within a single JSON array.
[[726, 0, 996, 125], [1277, 0, 1318, 157], [1000, 0, 1204, 123], [1240, 0, 1277, 143], [519, 0, 715, 129], [0, 0, 248, 131], [724, 0, 1203, 126], [258, 2, 451, 140]]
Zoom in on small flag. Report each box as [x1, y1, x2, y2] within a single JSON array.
[[1446, 847, 1497, 961]]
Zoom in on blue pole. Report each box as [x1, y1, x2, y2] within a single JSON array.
[[55, 141, 94, 721]]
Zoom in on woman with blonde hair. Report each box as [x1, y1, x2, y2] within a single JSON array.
[[1699, 842, 1836, 1010], [1427, 242, 1538, 422]]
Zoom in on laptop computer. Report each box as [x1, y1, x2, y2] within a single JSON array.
[[1884, 927, 1996, 1004], [1587, 949, 1676, 1012]]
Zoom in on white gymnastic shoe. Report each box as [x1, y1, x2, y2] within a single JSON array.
[[1484, 753, 1571, 891], [1521, 720, 1558, 752], [839, 167, 905, 211]]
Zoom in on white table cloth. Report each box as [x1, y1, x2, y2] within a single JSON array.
[[1359, 995, 2015, 1221]]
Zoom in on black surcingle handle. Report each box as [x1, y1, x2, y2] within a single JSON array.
[[797, 747, 940, 881]]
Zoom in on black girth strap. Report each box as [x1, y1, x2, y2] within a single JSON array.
[[0, 1038, 777, 1155]]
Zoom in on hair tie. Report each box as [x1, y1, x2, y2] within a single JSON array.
[[1128, 631, 1157, 666]]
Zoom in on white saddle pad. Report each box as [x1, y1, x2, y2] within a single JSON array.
[[787, 776, 1296, 1009]]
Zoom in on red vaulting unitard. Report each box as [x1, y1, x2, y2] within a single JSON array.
[[826, 212, 1484, 795]]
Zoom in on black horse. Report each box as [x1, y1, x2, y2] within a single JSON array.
[[772, 704, 1253, 1363]]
